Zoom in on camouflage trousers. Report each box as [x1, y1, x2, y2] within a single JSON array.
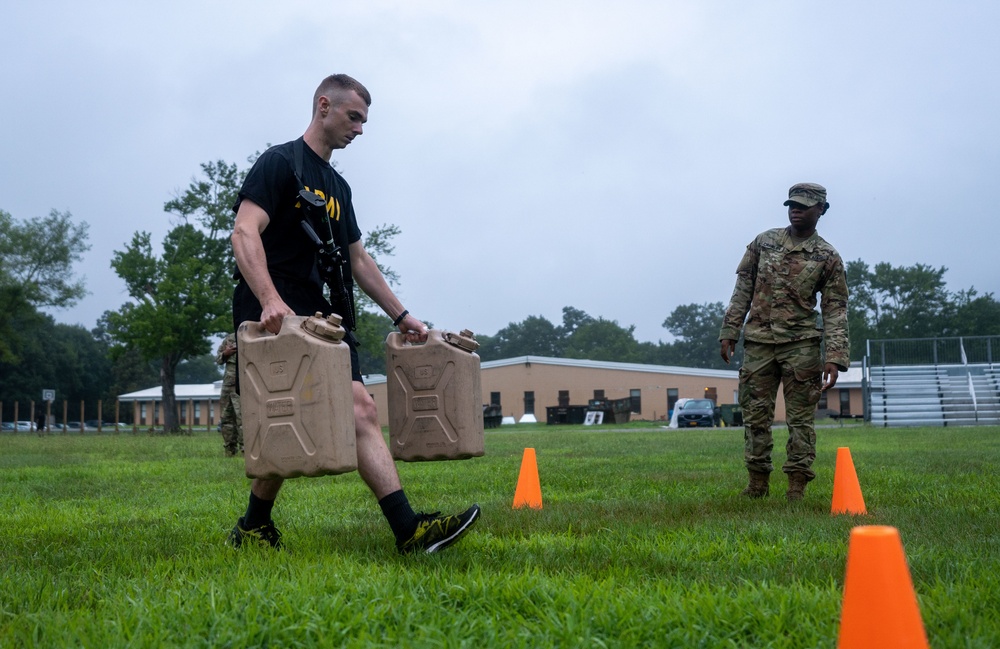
[[219, 379, 243, 454], [739, 339, 823, 480]]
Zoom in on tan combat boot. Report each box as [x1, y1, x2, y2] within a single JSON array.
[[741, 471, 770, 498], [787, 472, 810, 502]]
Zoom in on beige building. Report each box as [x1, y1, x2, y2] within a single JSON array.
[[118, 383, 223, 428], [365, 355, 744, 425], [117, 357, 865, 429]]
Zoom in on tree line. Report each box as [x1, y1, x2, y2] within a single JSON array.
[[3, 157, 999, 430], [477, 262, 1000, 368]]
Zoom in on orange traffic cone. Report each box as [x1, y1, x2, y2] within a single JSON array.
[[832, 447, 867, 515], [837, 525, 929, 648], [512, 448, 543, 509]]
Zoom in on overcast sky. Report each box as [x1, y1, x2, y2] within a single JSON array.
[[3, 1, 998, 345]]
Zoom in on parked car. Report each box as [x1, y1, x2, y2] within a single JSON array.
[[1, 421, 36, 431], [675, 399, 716, 428], [64, 421, 98, 431]]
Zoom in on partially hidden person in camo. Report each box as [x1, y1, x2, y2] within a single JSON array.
[[719, 183, 849, 502], [215, 333, 243, 457]]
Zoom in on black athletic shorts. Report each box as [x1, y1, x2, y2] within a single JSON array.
[[233, 278, 363, 383]]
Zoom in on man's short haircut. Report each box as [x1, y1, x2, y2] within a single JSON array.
[[313, 74, 372, 114]]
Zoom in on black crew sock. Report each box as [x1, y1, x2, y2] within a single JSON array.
[[378, 489, 418, 542], [243, 492, 275, 529]]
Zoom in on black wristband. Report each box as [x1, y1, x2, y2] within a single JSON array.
[[393, 310, 409, 327]]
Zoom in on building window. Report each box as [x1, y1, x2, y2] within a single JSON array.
[[194, 402, 201, 421], [630, 389, 641, 414], [840, 389, 851, 416], [524, 391, 535, 415], [558, 390, 570, 407], [154, 402, 160, 425], [180, 401, 188, 421], [140, 403, 147, 423], [490, 392, 501, 406], [594, 389, 605, 400]]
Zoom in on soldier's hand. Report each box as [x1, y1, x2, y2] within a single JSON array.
[[260, 299, 295, 335], [720, 339, 737, 364], [822, 363, 840, 391], [399, 313, 429, 344]]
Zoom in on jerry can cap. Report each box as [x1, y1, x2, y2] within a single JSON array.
[[443, 329, 480, 353], [301, 312, 346, 343]]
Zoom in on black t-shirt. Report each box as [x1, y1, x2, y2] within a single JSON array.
[[232, 137, 362, 321]]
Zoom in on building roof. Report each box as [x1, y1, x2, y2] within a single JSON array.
[[364, 355, 737, 386], [118, 381, 223, 401], [118, 376, 389, 400], [117, 356, 749, 399], [492, 355, 739, 377], [836, 362, 864, 389]]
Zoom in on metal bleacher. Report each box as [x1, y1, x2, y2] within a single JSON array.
[[865, 337, 1000, 427]]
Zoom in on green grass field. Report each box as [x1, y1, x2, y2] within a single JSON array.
[[1, 423, 998, 648]]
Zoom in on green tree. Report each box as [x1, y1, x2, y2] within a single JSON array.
[[845, 260, 878, 360], [847, 260, 960, 355], [92, 321, 159, 423], [348, 223, 408, 376], [869, 262, 953, 339], [162, 160, 244, 269], [105, 225, 231, 433], [949, 289, 1000, 337], [661, 301, 729, 369], [176, 353, 223, 384], [477, 315, 563, 361], [353, 223, 401, 313], [103, 159, 249, 433], [352, 311, 393, 375], [477, 307, 651, 364], [0, 312, 111, 420], [563, 317, 642, 363], [0, 209, 90, 362], [560, 306, 594, 337], [634, 340, 672, 366], [0, 308, 53, 409], [846, 259, 1000, 361]]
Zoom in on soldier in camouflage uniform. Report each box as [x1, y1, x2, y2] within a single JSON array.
[[216, 333, 243, 457], [719, 183, 849, 502]]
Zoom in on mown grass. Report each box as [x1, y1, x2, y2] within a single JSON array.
[[1, 423, 998, 648]]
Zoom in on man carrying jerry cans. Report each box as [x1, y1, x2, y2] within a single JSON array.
[[228, 74, 480, 553]]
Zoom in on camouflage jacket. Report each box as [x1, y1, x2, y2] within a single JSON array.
[[215, 333, 239, 386], [719, 227, 850, 370], [215, 333, 238, 367]]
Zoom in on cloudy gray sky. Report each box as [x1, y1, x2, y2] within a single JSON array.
[[3, 1, 998, 344]]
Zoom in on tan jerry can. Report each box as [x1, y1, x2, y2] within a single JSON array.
[[237, 313, 357, 479], [385, 329, 485, 462]]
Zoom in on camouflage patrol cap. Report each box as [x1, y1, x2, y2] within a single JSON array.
[[783, 183, 827, 208]]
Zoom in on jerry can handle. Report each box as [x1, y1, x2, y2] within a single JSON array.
[[386, 328, 444, 349], [238, 319, 267, 339]]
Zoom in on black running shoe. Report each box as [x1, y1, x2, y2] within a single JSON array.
[[228, 516, 283, 550], [397, 504, 481, 555]]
